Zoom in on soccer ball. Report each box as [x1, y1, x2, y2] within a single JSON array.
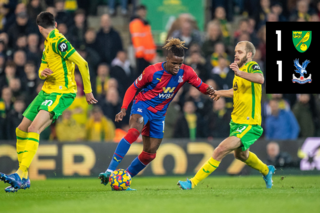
[[109, 169, 132, 191]]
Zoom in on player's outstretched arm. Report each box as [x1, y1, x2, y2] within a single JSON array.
[[68, 51, 98, 104], [115, 84, 138, 122], [230, 62, 264, 84], [210, 88, 233, 101]]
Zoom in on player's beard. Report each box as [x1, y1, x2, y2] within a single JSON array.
[[237, 55, 248, 68]]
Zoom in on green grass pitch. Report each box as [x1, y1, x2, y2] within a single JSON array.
[[0, 176, 319, 213]]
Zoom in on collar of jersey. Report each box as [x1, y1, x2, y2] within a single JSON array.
[[162, 62, 170, 74], [46, 28, 59, 41]]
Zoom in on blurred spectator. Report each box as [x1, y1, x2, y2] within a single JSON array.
[[13, 50, 27, 79], [15, 35, 27, 51], [201, 21, 224, 58], [85, 106, 115, 142], [173, 100, 206, 139], [3, 2, 26, 32], [101, 88, 122, 128], [27, 0, 43, 22], [7, 11, 37, 49], [264, 94, 290, 116], [24, 61, 38, 104], [293, 94, 315, 137], [185, 51, 208, 81], [234, 18, 259, 46], [266, 142, 294, 168], [5, 97, 25, 140], [97, 14, 123, 64], [253, 0, 272, 30], [211, 56, 233, 90], [257, 25, 266, 62], [108, 0, 128, 16], [0, 54, 5, 77], [206, 97, 231, 138], [110, 50, 136, 90], [56, 110, 85, 142], [0, 87, 13, 116], [167, 13, 199, 39], [290, 0, 312, 21], [54, 0, 74, 27], [0, 61, 16, 91], [253, 49, 265, 78], [68, 87, 89, 127], [69, 9, 87, 47], [129, 5, 156, 73], [57, 23, 71, 40], [96, 63, 110, 99], [26, 33, 41, 65], [209, 42, 230, 68], [171, 21, 202, 54], [213, 7, 231, 47], [9, 78, 23, 99], [271, 2, 287, 22], [188, 86, 212, 117], [265, 99, 300, 140], [84, 28, 99, 51], [164, 88, 182, 138]]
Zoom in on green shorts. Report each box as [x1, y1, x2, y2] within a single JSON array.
[[229, 120, 263, 151], [23, 90, 76, 123]]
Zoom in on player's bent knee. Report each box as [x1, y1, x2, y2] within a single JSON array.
[[234, 152, 247, 161], [138, 151, 156, 165], [27, 125, 39, 134], [124, 128, 140, 144]]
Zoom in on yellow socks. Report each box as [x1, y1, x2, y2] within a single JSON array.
[[190, 157, 220, 188], [19, 132, 40, 179], [16, 128, 28, 166], [245, 152, 269, 176]]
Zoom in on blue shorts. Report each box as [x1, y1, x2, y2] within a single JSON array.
[[130, 101, 165, 139]]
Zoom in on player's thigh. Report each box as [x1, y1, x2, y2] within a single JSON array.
[[22, 91, 47, 124], [234, 147, 250, 162], [29, 110, 52, 133], [129, 114, 145, 132], [213, 136, 242, 161], [142, 136, 162, 153], [17, 117, 33, 132], [39, 119, 53, 134]]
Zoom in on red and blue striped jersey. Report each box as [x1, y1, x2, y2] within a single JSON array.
[[133, 62, 205, 115]]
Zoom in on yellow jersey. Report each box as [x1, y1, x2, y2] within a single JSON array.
[[231, 61, 263, 125], [39, 29, 92, 94]]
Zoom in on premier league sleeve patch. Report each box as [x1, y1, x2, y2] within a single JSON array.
[[58, 42, 68, 52]]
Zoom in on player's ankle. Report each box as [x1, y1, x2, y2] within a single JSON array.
[[190, 178, 197, 188]]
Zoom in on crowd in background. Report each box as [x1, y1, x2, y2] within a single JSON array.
[[0, 0, 320, 142]]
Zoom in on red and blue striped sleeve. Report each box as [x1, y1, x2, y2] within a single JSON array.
[[185, 65, 209, 94], [133, 66, 154, 89]]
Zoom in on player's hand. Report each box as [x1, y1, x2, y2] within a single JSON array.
[[115, 108, 126, 122], [210, 91, 221, 101], [86, 93, 98, 104], [230, 62, 241, 76], [40, 68, 53, 78], [206, 86, 215, 95]]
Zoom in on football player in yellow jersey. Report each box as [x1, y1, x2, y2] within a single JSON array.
[[178, 41, 275, 190], [0, 12, 98, 192]]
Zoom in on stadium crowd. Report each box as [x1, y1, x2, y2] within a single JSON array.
[[0, 0, 320, 142]]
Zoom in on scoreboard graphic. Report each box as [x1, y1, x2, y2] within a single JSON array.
[[266, 22, 319, 94]]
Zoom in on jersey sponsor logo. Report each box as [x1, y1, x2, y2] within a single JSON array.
[[292, 59, 312, 84], [41, 100, 53, 107], [178, 76, 184, 83], [58, 42, 68, 52], [159, 87, 175, 99], [233, 82, 238, 91], [252, 65, 260, 70]]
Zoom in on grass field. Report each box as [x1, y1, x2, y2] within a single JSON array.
[[0, 176, 319, 213]]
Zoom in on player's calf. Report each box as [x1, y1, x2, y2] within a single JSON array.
[[126, 151, 156, 177]]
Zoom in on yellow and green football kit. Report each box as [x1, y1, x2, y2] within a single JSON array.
[[189, 61, 268, 188], [23, 28, 92, 122], [16, 29, 93, 178], [230, 61, 263, 151]]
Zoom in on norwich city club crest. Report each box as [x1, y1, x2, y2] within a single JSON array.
[[292, 31, 312, 53]]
